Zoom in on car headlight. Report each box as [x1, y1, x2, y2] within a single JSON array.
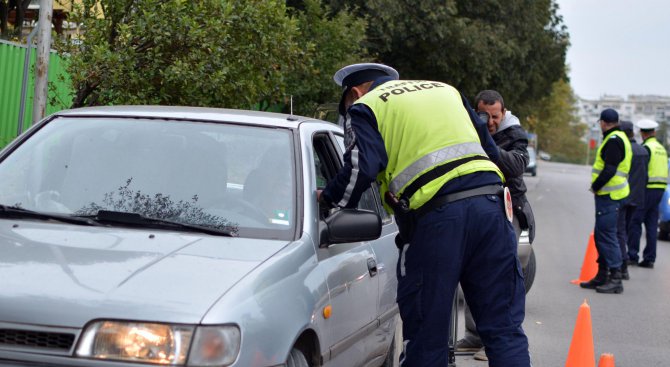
[[76, 321, 240, 366]]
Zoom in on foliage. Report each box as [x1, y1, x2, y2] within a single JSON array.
[[285, 0, 368, 116], [326, 0, 570, 121], [60, 0, 301, 108], [57, 0, 366, 113], [78, 178, 237, 233], [529, 78, 587, 164]]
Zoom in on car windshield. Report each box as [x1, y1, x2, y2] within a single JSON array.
[[528, 147, 536, 162], [0, 116, 297, 240]]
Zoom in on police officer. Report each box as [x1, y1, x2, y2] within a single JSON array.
[[627, 119, 668, 268], [581, 108, 631, 294], [616, 120, 648, 280], [319, 63, 530, 366]]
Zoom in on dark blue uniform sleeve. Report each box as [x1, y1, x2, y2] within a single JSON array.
[[461, 93, 500, 162], [321, 104, 388, 208]]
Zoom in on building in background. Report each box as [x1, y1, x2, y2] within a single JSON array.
[[577, 94, 670, 153]]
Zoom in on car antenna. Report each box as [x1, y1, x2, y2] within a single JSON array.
[[287, 95, 298, 121]]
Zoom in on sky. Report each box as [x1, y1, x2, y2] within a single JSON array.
[[554, 0, 670, 100]]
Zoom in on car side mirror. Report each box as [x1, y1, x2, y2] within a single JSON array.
[[319, 208, 382, 248]]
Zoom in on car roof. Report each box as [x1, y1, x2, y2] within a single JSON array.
[[53, 105, 325, 129]]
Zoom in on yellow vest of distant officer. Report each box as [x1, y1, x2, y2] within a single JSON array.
[[355, 80, 504, 212], [591, 130, 632, 200], [643, 137, 668, 189]]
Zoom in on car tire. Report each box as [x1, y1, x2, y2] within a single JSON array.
[[658, 227, 669, 241], [523, 248, 536, 294], [531, 168, 537, 177], [286, 347, 310, 367]]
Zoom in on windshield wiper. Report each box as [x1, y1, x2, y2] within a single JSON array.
[[0, 204, 100, 226], [80, 210, 235, 237]]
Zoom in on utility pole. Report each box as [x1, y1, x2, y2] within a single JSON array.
[[32, 0, 53, 124]]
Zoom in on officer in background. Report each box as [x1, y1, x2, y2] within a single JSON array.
[[581, 108, 631, 294], [616, 120, 648, 280], [318, 63, 530, 366], [627, 119, 668, 268], [456, 90, 535, 362]]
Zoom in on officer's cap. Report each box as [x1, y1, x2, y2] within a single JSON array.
[[333, 63, 399, 115], [636, 119, 659, 131], [599, 108, 619, 123]]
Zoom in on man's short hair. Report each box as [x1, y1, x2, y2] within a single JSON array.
[[474, 90, 505, 111]]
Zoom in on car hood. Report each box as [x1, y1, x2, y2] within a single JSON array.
[[0, 219, 289, 327]]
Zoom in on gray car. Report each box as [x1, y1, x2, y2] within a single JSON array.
[[0, 106, 400, 367]]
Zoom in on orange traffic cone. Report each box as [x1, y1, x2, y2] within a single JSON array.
[[571, 232, 598, 284], [597, 353, 615, 367], [565, 300, 595, 367]]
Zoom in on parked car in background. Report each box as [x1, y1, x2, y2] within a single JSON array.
[[0, 106, 400, 367], [538, 150, 552, 161], [657, 159, 670, 240], [525, 146, 537, 176]]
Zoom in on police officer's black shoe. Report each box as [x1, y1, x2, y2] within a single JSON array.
[[596, 269, 624, 294], [638, 260, 654, 268], [580, 265, 608, 289], [627, 259, 638, 266]]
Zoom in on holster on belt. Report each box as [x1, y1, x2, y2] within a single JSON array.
[[385, 191, 415, 249]]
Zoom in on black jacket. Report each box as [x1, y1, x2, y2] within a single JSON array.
[[492, 123, 535, 242], [627, 139, 649, 207], [493, 124, 529, 201]]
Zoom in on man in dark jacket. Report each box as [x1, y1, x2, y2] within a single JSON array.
[[456, 90, 535, 361], [617, 120, 648, 280]]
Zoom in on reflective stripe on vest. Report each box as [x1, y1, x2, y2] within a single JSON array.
[[389, 142, 486, 194], [357, 80, 503, 210], [643, 137, 668, 189], [591, 168, 628, 178], [591, 130, 632, 200]]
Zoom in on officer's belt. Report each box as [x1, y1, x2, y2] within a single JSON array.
[[413, 184, 504, 218]]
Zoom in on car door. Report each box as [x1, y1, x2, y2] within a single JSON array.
[[333, 134, 400, 359], [309, 130, 380, 367]]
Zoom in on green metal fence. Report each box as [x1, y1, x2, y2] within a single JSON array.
[[0, 40, 73, 148]]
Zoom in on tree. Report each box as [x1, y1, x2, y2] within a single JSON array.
[[61, 0, 302, 108], [529, 78, 586, 164], [58, 0, 366, 113], [326, 0, 569, 120], [285, 0, 368, 116]]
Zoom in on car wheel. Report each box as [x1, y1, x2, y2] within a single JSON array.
[[658, 227, 669, 241], [531, 168, 537, 177], [286, 347, 310, 367], [523, 248, 536, 294]]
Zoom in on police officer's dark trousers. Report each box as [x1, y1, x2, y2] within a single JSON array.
[[616, 201, 635, 263], [628, 188, 663, 263], [396, 194, 529, 367], [594, 195, 623, 268]]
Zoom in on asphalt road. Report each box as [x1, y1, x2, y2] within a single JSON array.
[[454, 160, 670, 366]]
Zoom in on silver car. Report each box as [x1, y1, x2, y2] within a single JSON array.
[[0, 106, 400, 367]]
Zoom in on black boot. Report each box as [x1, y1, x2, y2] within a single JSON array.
[[621, 262, 630, 280], [596, 268, 624, 294], [580, 264, 608, 289]]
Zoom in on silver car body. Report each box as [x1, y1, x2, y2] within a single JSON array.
[[0, 106, 399, 367]]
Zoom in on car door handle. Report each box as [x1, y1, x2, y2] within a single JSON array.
[[367, 257, 378, 277]]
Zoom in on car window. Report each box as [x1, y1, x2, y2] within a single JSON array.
[[332, 134, 392, 223], [0, 117, 297, 240]]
